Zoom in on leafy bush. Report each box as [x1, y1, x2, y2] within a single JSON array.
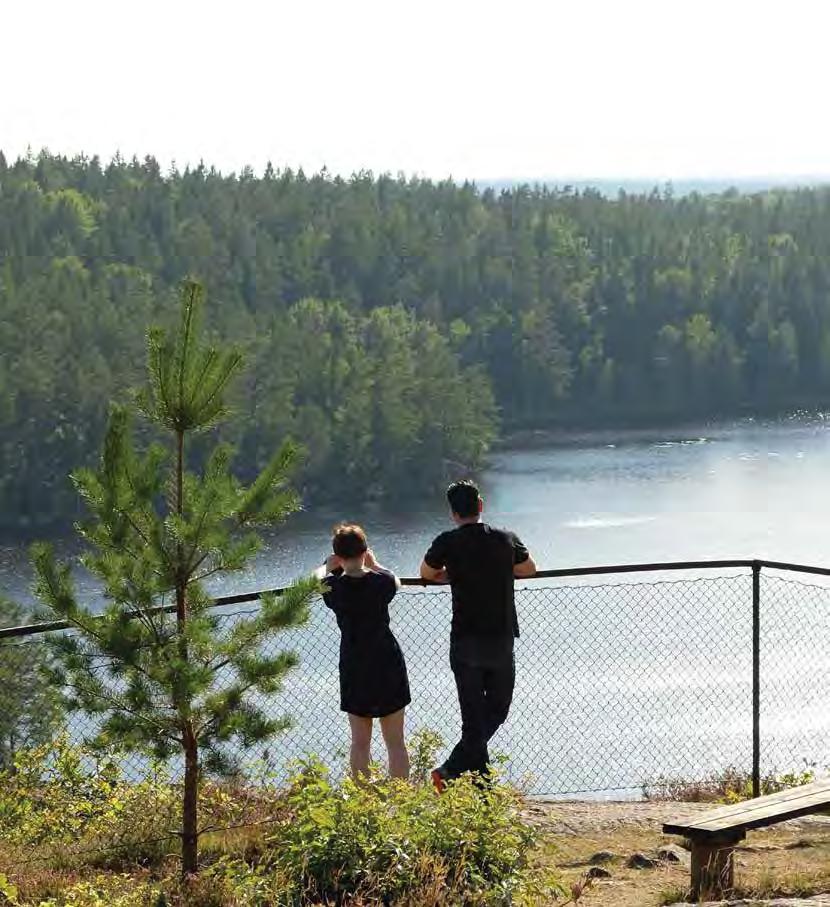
[[643, 762, 816, 802], [232, 757, 563, 906], [0, 740, 560, 905], [406, 727, 445, 786], [0, 736, 176, 858], [0, 738, 279, 870], [25, 875, 157, 907]]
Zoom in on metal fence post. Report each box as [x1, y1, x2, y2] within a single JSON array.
[[752, 559, 761, 798]]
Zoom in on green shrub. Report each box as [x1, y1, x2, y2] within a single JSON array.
[[1, 741, 561, 905], [0, 738, 280, 871], [407, 728, 445, 787], [235, 756, 563, 905], [643, 762, 816, 802], [29, 875, 159, 907], [0, 737, 177, 862]]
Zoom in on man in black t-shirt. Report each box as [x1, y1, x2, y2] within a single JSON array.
[[420, 480, 536, 789]]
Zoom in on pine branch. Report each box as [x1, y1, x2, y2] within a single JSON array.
[[184, 487, 219, 575], [188, 347, 222, 410], [176, 282, 200, 418], [69, 655, 177, 740], [191, 351, 243, 420]]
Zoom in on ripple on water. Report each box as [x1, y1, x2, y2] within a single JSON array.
[[564, 516, 657, 530]]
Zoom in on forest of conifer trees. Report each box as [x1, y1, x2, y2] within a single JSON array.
[[2, 149, 830, 532]]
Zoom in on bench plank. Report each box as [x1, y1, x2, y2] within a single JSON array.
[[663, 780, 830, 837], [664, 780, 830, 900], [697, 788, 830, 833], [682, 785, 830, 827]]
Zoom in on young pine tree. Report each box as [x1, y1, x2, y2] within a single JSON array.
[[31, 280, 318, 874]]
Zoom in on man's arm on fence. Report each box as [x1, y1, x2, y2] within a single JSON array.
[[420, 533, 449, 583], [419, 560, 449, 583], [512, 533, 537, 578], [514, 556, 537, 578]]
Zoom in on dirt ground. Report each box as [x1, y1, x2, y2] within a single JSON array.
[[523, 800, 830, 906]]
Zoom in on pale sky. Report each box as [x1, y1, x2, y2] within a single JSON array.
[[3, 0, 829, 181]]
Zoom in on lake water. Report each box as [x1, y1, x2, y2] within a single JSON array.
[[3, 416, 830, 795]]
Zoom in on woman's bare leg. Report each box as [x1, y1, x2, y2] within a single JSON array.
[[348, 714, 373, 778], [379, 709, 409, 780]]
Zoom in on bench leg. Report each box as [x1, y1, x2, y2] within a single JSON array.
[[690, 832, 744, 900]]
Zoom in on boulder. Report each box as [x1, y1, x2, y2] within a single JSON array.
[[658, 844, 691, 866], [585, 865, 612, 880], [588, 850, 617, 865], [626, 851, 659, 869]]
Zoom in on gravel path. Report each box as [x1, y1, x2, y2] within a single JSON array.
[[524, 799, 830, 835], [669, 898, 830, 906]]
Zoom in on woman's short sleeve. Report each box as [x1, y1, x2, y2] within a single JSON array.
[[377, 571, 398, 606], [321, 574, 338, 610]]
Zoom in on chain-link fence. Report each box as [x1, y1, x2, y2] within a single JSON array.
[[759, 571, 830, 781], [2, 561, 829, 801]]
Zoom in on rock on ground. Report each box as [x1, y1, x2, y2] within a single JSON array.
[[657, 844, 691, 865], [589, 850, 618, 864], [627, 851, 660, 869], [586, 865, 612, 879]]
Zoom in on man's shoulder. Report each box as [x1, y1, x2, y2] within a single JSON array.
[[429, 527, 458, 545], [483, 524, 519, 542]]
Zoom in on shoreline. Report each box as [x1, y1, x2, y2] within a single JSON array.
[[495, 409, 830, 452], [4, 410, 830, 541]]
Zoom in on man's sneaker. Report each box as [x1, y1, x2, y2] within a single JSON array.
[[430, 766, 449, 794], [473, 767, 494, 791]]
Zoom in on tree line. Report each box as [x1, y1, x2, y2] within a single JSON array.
[[3, 149, 830, 531]]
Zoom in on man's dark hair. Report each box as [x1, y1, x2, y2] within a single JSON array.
[[332, 523, 368, 559], [447, 480, 480, 518]]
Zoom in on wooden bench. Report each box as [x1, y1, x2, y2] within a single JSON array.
[[663, 780, 830, 899]]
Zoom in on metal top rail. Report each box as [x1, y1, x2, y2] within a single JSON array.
[[2, 556, 829, 640]]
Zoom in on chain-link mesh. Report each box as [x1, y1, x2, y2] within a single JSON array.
[[2, 570, 829, 804], [759, 572, 830, 780]]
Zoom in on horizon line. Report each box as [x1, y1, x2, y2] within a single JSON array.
[[4, 148, 830, 189]]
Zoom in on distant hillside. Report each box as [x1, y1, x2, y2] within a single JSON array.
[[4, 150, 830, 532], [478, 176, 830, 196]]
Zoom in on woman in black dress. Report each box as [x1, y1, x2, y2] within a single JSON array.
[[314, 524, 410, 779]]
